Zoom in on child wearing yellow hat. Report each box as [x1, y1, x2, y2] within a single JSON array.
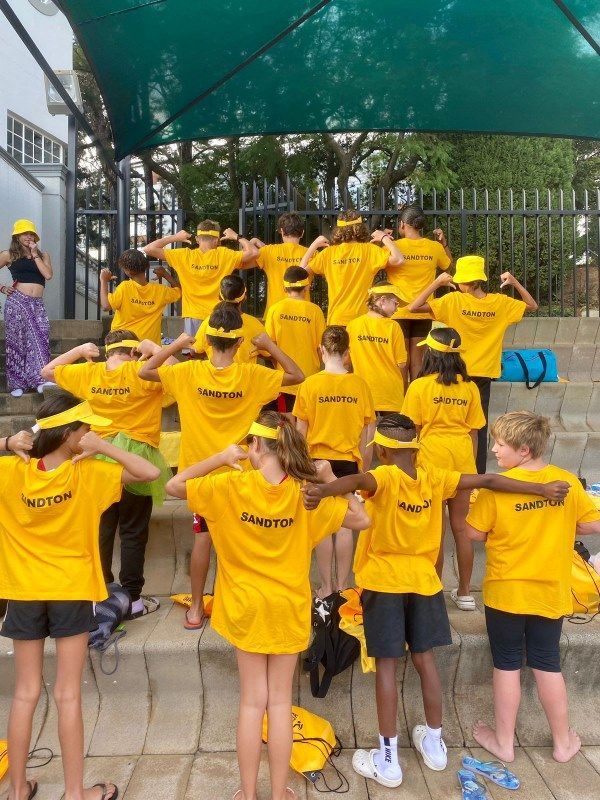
[[138, 304, 304, 629], [385, 206, 453, 380], [100, 248, 181, 344], [401, 327, 485, 610], [408, 255, 537, 472], [193, 274, 269, 364], [346, 281, 407, 467], [264, 266, 326, 413], [143, 221, 259, 338], [166, 411, 369, 800], [0, 219, 53, 397], [300, 211, 404, 326], [303, 413, 570, 789], [251, 212, 308, 315], [0, 392, 159, 800]]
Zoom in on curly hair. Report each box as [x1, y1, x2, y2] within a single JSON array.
[[331, 210, 371, 244]]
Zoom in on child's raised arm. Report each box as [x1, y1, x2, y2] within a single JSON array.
[[72, 431, 161, 484], [166, 445, 248, 499], [407, 271, 454, 314], [41, 342, 100, 383], [137, 332, 195, 382], [457, 473, 571, 499], [143, 230, 191, 261]]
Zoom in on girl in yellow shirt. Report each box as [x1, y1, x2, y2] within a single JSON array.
[[166, 411, 369, 800], [294, 326, 375, 598], [300, 211, 403, 326], [402, 327, 485, 610], [0, 393, 159, 800], [386, 206, 452, 380]]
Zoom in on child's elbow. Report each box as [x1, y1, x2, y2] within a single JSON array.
[[145, 465, 161, 482], [355, 509, 371, 530], [166, 476, 185, 499]]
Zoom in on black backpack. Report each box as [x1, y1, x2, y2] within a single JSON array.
[[304, 592, 360, 698], [89, 583, 131, 675]]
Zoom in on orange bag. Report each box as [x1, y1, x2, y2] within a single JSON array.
[[338, 588, 375, 673], [170, 594, 213, 616]]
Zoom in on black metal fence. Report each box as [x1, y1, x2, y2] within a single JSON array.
[[239, 180, 600, 318]]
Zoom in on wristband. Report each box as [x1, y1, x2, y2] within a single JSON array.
[[381, 234, 391, 242], [6, 436, 12, 452]]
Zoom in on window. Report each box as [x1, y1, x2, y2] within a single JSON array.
[[6, 114, 64, 164]]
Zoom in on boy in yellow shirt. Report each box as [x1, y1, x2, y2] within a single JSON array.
[[465, 412, 600, 764], [138, 304, 304, 628], [193, 275, 268, 364], [408, 254, 537, 473], [301, 211, 403, 326], [143, 220, 259, 336], [251, 212, 308, 314], [100, 248, 181, 343], [385, 205, 452, 380], [41, 329, 176, 618], [303, 413, 570, 788], [264, 266, 326, 413]]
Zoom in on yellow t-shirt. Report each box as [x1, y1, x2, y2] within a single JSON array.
[[309, 243, 389, 326], [53, 361, 164, 447], [346, 314, 407, 412], [293, 371, 375, 465], [467, 465, 600, 618], [108, 280, 181, 344], [428, 292, 527, 378], [402, 374, 485, 473], [387, 238, 451, 321], [163, 246, 244, 319], [194, 312, 268, 364], [256, 242, 308, 313], [0, 457, 123, 601], [264, 298, 326, 395], [354, 464, 461, 594], [187, 469, 348, 653], [157, 359, 283, 470]]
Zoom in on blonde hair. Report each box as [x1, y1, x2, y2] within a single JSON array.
[[254, 410, 317, 483], [321, 325, 349, 355], [331, 211, 370, 244], [490, 411, 551, 459]]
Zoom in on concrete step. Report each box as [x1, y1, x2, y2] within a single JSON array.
[[0, 319, 104, 340], [2, 746, 600, 800]]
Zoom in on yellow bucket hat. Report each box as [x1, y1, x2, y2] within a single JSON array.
[[12, 219, 39, 241], [453, 255, 486, 283]]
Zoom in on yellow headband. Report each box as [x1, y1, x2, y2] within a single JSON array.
[[416, 332, 463, 353], [220, 290, 247, 303], [368, 285, 401, 297], [284, 278, 310, 288], [247, 421, 279, 440], [33, 400, 112, 432], [105, 339, 140, 352], [337, 217, 363, 227], [205, 325, 243, 339], [368, 430, 420, 449], [196, 229, 220, 237]]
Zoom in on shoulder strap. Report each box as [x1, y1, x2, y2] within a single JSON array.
[[514, 350, 547, 389]]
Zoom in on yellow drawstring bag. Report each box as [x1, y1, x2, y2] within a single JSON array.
[[170, 594, 213, 616], [262, 706, 348, 791], [571, 551, 600, 617], [338, 588, 376, 673], [0, 740, 8, 781]]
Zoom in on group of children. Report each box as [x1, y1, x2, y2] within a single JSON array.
[[1, 208, 596, 800]]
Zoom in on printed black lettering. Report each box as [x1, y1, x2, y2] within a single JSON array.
[[130, 299, 155, 306], [432, 396, 468, 406], [514, 499, 565, 512], [191, 264, 219, 271], [357, 335, 389, 344], [397, 498, 431, 513], [240, 511, 294, 528], [21, 490, 73, 509], [460, 310, 496, 318], [318, 395, 359, 404], [91, 386, 132, 396], [197, 388, 244, 399], [280, 314, 311, 324]]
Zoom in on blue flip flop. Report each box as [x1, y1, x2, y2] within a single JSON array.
[[462, 757, 520, 790], [458, 769, 487, 799]]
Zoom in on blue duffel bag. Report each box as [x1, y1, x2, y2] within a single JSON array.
[[499, 349, 558, 388]]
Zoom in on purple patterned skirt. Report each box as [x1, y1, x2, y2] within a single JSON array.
[[4, 290, 51, 391]]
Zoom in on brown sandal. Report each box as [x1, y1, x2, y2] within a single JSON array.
[[91, 782, 119, 800], [26, 780, 38, 800]]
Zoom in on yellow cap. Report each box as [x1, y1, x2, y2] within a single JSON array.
[[219, 289, 247, 303], [337, 216, 363, 227], [205, 325, 243, 339], [368, 284, 402, 297], [283, 278, 310, 288], [196, 229, 220, 237], [416, 331, 463, 353], [33, 400, 112, 432], [367, 430, 420, 449], [105, 339, 140, 352], [12, 219, 39, 241], [246, 421, 279, 440], [453, 255, 486, 283]]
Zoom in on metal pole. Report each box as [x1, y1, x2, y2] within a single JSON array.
[[64, 115, 77, 318], [116, 157, 132, 255]]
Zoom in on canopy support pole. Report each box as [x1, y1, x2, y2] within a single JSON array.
[[64, 115, 77, 318], [116, 157, 132, 255]]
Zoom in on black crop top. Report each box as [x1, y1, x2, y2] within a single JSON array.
[[9, 257, 46, 287]]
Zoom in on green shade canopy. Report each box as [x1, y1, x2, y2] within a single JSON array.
[[56, 0, 600, 160]]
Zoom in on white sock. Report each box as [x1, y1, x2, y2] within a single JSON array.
[[131, 598, 144, 614], [373, 734, 401, 777], [422, 725, 447, 766]]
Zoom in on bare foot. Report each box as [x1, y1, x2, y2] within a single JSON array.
[[553, 728, 581, 763], [83, 782, 118, 800], [473, 721, 515, 762], [10, 779, 38, 800]]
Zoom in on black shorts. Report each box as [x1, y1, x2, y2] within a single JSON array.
[[1, 600, 95, 640], [362, 589, 452, 658], [484, 605, 563, 672], [328, 459, 359, 479], [398, 318, 432, 339]]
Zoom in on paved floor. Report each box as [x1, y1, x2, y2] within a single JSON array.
[[2, 746, 600, 799]]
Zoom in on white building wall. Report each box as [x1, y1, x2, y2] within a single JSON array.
[[0, 1, 72, 149]]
